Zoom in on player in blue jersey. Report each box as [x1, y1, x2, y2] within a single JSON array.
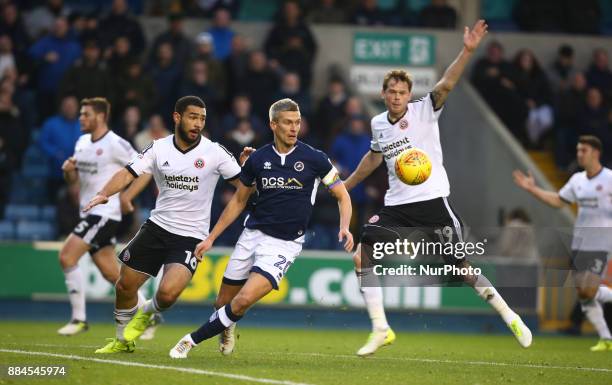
[[169, 98, 354, 358]]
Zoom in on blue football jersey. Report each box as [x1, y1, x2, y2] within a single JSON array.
[[240, 141, 338, 241]]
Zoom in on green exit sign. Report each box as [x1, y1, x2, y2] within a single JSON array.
[[353, 32, 436, 66]]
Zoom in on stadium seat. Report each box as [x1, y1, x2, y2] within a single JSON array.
[[5, 204, 40, 221], [16, 221, 55, 241], [0, 221, 15, 240], [40, 206, 57, 221]]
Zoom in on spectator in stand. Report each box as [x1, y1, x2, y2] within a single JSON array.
[[116, 58, 157, 120], [264, 0, 317, 88], [511, 49, 554, 147], [188, 0, 240, 18], [330, 115, 371, 232], [240, 50, 279, 122], [25, 0, 70, 39], [147, 41, 180, 128], [78, 11, 101, 45], [149, 12, 192, 69], [106, 35, 135, 78], [419, 0, 457, 29], [471, 41, 527, 145], [117, 104, 142, 144], [495, 208, 539, 261], [208, 8, 234, 61], [578, 88, 611, 165], [193, 32, 226, 102], [585, 48, 612, 102], [221, 118, 259, 159], [178, 59, 220, 111], [0, 33, 15, 79], [554, 72, 587, 168], [274, 72, 311, 117], [315, 77, 348, 142], [0, 81, 21, 165], [0, 136, 12, 218], [548, 44, 576, 94], [28, 16, 81, 120], [224, 34, 249, 99], [99, 0, 145, 56], [307, 0, 347, 24], [134, 114, 170, 152], [351, 0, 386, 26], [37, 95, 80, 202], [329, 96, 366, 148], [0, 2, 30, 54], [219, 94, 266, 142], [58, 39, 114, 105]]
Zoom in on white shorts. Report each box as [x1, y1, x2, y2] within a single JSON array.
[[223, 228, 302, 290]]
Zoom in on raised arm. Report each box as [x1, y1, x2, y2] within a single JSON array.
[[194, 181, 256, 259], [431, 19, 488, 110], [83, 168, 136, 212], [344, 151, 383, 191], [328, 182, 354, 252], [62, 156, 78, 185], [512, 170, 564, 208]]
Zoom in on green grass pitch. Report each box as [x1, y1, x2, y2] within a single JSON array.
[[1, 321, 611, 385]]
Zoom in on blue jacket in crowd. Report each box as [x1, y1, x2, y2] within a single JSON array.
[[37, 115, 81, 179]]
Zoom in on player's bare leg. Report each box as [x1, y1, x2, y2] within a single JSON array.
[[91, 245, 120, 284], [170, 272, 271, 359], [95, 264, 148, 353], [214, 282, 244, 355], [459, 259, 532, 348], [57, 234, 92, 336], [124, 263, 192, 342], [574, 271, 612, 351], [354, 244, 396, 357]]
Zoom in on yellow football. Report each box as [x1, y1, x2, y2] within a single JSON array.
[[394, 148, 432, 185]]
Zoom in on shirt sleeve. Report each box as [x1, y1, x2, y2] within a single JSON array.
[[216, 143, 241, 180], [115, 137, 138, 166], [369, 118, 382, 153], [558, 175, 576, 203], [239, 153, 257, 186], [126, 141, 156, 177], [315, 150, 341, 189]]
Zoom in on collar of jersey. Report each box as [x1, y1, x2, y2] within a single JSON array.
[[173, 134, 201, 154], [386, 107, 408, 125], [91, 129, 110, 143], [272, 142, 299, 157], [586, 166, 605, 180]]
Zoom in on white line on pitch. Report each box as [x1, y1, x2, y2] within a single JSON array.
[[0, 349, 315, 385], [249, 350, 612, 373]]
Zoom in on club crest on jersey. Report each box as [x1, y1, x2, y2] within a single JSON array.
[[399, 119, 409, 130], [294, 161, 304, 172], [264, 161, 272, 170], [368, 215, 380, 224], [96, 148, 103, 156], [194, 158, 205, 169], [121, 249, 130, 262]]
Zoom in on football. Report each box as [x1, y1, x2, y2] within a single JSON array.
[[394, 147, 432, 185]]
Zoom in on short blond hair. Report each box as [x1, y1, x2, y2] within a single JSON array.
[[269, 98, 300, 122], [382, 70, 413, 91]]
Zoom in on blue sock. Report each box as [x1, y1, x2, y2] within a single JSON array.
[[190, 305, 242, 344]]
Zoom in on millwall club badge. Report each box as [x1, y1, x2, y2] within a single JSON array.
[[194, 158, 205, 169], [399, 119, 409, 130], [368, 215, 380, 224], [294, 161, 304, 172], [122, 249, 130, 262]]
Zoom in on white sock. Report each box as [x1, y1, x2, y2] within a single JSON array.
[[137, 291, 146, 308], [360, 285, 389, 331], [64, 266, 86, 322], [581, 299, 612, 340], [596, 285, 612, 304], [473, 275, 516, 324], [142, 296, 165, 315], [114, 303, 139, 341]]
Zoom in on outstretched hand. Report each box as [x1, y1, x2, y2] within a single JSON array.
[[83, 194, 109, 213], [463, 19, 488, 52], [512, 170, 535, 191], [239, 147, 256, 166]]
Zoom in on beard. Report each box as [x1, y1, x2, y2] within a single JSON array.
[[176, 119, 199, 144], [81, 121, 96, 133]]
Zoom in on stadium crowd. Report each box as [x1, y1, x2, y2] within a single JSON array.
[[0, 0, 610, 248]]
